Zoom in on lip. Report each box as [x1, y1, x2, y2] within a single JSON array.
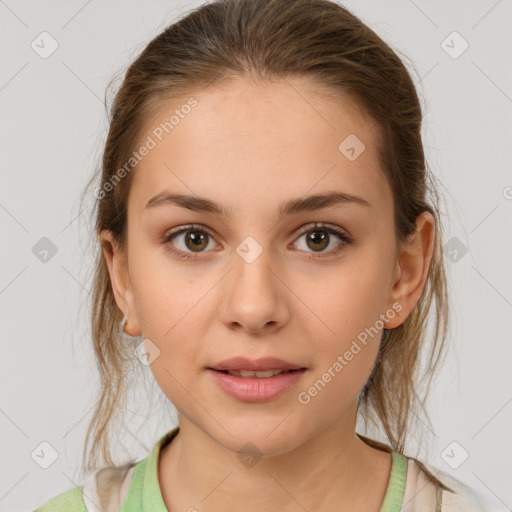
[[207, 369, 306, 402], [210, 357, 304, 372]]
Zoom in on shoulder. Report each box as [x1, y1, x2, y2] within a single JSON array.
[[33, 462, 136, 512], [33, 428, 177, 512], [83, 461, 137, 511], [402, 456, 506, 512], [33, 485, 87, 512]]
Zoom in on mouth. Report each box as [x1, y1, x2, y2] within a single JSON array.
[[210, 356, 305, 373], [207, 357, 307, 401], [206, 359, 307, 402], [214, 369, 304, 378]]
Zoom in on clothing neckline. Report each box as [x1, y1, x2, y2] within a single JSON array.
[[130, 427, 407, 511]]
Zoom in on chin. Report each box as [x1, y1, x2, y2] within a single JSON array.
[[205, 416, 309, 458]]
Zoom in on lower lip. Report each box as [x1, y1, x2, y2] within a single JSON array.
[[207, 369, 306, 402]]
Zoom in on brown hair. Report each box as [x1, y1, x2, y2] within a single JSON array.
[[79, 0, 451, 486]]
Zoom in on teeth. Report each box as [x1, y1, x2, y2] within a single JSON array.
[[227, 369, 288, 378]]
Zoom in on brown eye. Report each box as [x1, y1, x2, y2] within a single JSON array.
[[293, 223, 353, 258], [183, 230, 209, 252], [162, 224, 218, 261], [305, 229, 330, 252]]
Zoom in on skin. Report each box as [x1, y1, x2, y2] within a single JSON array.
[[101, 75, 435, 511]]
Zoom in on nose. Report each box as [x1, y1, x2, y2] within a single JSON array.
[[218, 248, 290, 335]]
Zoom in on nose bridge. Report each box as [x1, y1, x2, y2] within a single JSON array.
[[235, 235, 275, 288], [219, 234, 289, 332]]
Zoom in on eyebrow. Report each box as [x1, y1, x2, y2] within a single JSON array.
[[144, 190, 371, 218]]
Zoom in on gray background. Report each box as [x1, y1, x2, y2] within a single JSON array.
[[1, 1, 511, 510]]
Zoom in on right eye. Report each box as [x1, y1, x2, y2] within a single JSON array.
[[162, 224, 220, 260]]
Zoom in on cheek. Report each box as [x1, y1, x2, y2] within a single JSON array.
[[296, 256, 390, 346], [130, 261, 210, 407], [290, 254, 390, 402], [131, 239, 201, 321], [129, 248, 212, 365], [294, 278, 382, 419]]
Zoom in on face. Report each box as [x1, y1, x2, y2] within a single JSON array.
[[102, 76, 428, 457]]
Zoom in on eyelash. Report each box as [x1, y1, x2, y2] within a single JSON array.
[[162, 222, 353, 261]]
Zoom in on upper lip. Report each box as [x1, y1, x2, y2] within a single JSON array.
[[210, 357, 305, 371]]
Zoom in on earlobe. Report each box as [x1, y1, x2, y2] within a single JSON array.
[[99, 229, 141, 336], [385, 211, 436, 329]]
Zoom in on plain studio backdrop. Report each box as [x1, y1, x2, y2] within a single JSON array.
[[1, 1, 511, 511]]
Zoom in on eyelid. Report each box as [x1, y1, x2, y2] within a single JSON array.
[[293, 221, 351, 239], [163, 223, 218, 243]]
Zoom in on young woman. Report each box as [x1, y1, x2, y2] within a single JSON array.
[[35, 0, 497, 510]]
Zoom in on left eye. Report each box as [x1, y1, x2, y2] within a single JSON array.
[[290, 223, 353, 258]]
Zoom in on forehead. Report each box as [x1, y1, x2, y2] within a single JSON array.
[[129, 76, 389, 216]]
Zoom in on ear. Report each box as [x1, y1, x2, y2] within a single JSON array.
[[385, 211, 436, 329], [99, 229, 141, 337]]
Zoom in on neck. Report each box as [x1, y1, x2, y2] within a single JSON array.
[[158, 412, 392, 511]]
